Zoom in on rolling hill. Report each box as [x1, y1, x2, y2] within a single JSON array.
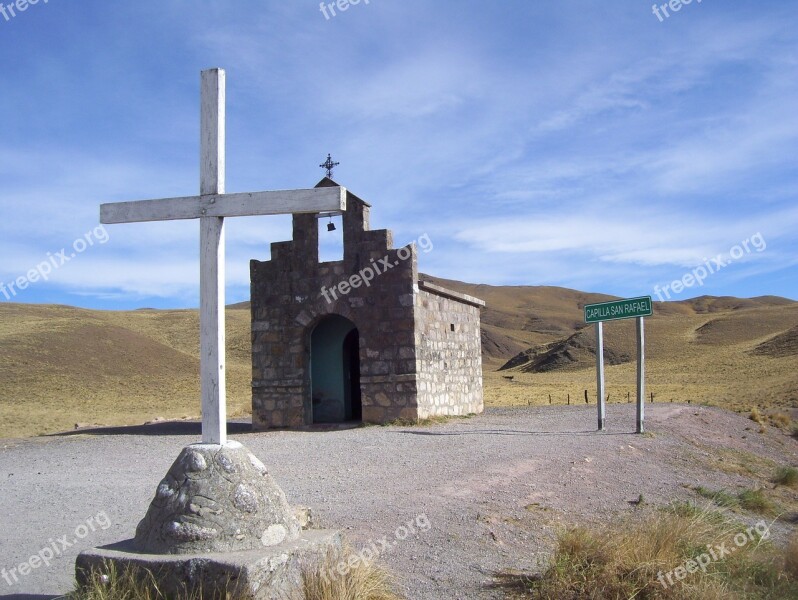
[[0, 303, 253, 438], [0, 278, 796, 438]]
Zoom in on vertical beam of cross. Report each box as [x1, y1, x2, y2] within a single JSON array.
[[100, 69, 346, 446], [200, 68, 227, 445]]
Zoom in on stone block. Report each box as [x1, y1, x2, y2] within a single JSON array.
[[361, 406, 384, 423]]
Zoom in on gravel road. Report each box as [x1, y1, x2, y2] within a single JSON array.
[[1, 404, 795, 599]]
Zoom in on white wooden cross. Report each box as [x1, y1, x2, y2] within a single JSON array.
[[100, 68, 346, 445]]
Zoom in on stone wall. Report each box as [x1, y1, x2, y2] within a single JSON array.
[[250, 179, 485, 428], [414, 282, 484, 418]]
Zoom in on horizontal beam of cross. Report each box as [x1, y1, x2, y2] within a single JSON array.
[[100, 187, 346, 225]]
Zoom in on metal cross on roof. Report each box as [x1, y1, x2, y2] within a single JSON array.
[[320, 153, 340, 179]]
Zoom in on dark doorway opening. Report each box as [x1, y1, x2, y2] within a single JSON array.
[[310, 315, 362, 423], [343, 328, 362, 421]]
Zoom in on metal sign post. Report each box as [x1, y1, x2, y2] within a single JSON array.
[[596, 321, 605, 431], [636, 316, 645, 433], [584, 296, 652, 433]]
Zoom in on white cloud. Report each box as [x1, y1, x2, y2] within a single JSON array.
[[454, 205, 798, 268], [1, 1, 796, 304]]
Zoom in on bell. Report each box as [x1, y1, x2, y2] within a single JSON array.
[[327, 222, 336, 232]]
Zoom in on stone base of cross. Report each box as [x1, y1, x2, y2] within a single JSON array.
[[101, 69, 346, 444]]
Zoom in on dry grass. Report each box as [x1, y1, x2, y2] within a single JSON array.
[[71, 561, 248, 600], [750, 407, 766, 426], [737, 489, 778, 515], [774, 467, 798, 488], [693, 486, 739, 508], [301, 546, 402, 600], [0, 304, 253, 438], [697, 445, 778, 479], [770, 412, 793, 429], [689, 448, 798, 521], [497, 504, 798, 599], [692, 486, 780, 516], [786, 533, 798, 579]]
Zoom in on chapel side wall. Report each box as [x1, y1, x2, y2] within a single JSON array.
[[414, 289, 484, 418], [346, 238, 420, 424], [251, 192, 421, 429]]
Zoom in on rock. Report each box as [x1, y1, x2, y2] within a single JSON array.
[[293, 506, 317, 530], [74, 423, 102, 430], [133, 441, 301, 554]]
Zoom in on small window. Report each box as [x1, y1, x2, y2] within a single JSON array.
[[450, 324, 455, 332]]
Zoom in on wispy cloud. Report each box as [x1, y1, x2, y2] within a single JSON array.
[[0, 0, 795, 306]]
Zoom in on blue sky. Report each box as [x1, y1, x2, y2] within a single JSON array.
[[1, 0, 796, 309]]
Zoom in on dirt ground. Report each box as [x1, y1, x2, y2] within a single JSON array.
[[1, 404, 796, 599]]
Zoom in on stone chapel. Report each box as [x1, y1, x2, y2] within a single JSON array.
[[250, 178, 484, 428]]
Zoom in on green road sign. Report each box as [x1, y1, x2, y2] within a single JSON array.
[[584, 296, 653, 323]]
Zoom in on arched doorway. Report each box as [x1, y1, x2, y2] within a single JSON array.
[[310, 315, 362, 423]]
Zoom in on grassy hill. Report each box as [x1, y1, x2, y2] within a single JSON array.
[[0, 304, 253, 437], [1, 279, 796, 438], [420, 276, 798, 415]]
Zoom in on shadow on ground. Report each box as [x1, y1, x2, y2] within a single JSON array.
[[48, 420, 254, 438], [0, 595, 65, 600], [485, 570, 540, 597], [394, 429, 637, 437], [47, 419, 365, 438]]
